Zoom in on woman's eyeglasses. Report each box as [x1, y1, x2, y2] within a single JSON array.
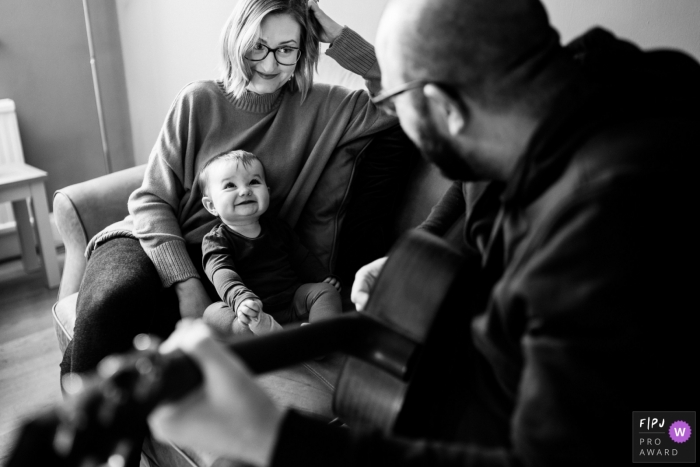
[[245, 43, 301, 66]]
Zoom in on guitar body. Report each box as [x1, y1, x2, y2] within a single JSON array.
[[334, 230, 481, 440]]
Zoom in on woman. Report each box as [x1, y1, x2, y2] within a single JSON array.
[[61, 0, 396, 387], [60, 0, 401, 465]]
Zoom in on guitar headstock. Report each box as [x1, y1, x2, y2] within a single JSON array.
[[6, 335, 202, 467]]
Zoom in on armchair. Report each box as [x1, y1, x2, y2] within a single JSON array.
[[51, 136, 456, 465]]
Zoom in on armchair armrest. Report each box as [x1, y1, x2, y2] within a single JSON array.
[[53, 164, 146, 300]]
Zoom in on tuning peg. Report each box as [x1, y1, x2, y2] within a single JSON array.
[[61, 373, 86, 396], [133, 333, 161, 351]]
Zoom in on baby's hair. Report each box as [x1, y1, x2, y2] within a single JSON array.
[[198, 149, 266, 196]]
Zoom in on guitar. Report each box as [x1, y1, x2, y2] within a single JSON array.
[[6, 230, 481, 466]]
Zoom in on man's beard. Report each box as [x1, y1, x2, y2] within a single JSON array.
[[415, 117, 479, 181]]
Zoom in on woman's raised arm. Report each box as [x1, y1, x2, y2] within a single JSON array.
[[308, 0, 383, 97]]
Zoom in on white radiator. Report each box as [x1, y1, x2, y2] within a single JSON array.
[[0, 99, 26, 229]]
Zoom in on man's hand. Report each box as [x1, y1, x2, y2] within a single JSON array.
[[237, 299, 262, 326], [149, 319, 284, 466], [307, 0, 344, 44], [351, 257, 388, 312], [174, 278, 213, 319], [323, 276, 342, 292]]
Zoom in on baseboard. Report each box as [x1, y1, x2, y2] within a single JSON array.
[[0, 212, 63, 262]]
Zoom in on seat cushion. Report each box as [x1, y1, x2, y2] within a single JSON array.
[[53, 292, 78, 354], [51, 294, 341, 466], [52, 295, 341, 407]]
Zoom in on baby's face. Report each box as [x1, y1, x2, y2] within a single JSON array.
[[204, 159, 270, 226]]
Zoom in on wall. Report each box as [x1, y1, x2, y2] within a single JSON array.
[[115, 0, 386, 165], [116, 0, 700, 166], [0, 0, 134, 198], [0, 0, 133, 260], [115, 0, 234, 165], [86, 0, 136, 175], [542, 0, 700, 57]]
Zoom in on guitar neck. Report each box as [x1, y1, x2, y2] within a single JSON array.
[[5, 314, 418, 467], [229, 313, 417, 379], [157, 313, 418, 406]]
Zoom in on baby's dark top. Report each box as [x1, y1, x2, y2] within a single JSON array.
[[202, 217, 331, 313]]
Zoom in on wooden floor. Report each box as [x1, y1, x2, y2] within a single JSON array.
[[0, 250, 65, 464]]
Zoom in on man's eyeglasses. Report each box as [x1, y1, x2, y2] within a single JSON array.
[[245, 43, 301, 66], [371, 79, 431, 116]]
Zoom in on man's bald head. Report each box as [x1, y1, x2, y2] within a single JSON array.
[[378, 0, 563, 111]]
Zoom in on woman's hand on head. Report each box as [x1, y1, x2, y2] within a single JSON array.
[[307, 0, 344, 44], [174, 278, 213, 319]]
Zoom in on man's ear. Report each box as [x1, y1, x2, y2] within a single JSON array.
[[423, 84, 467, 137], [202, 196, 217, 217]]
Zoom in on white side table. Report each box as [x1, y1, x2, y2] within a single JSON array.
[[0, 163, 60, 288]]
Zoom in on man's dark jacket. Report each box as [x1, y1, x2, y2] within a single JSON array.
[[271, 28, 700, 467]]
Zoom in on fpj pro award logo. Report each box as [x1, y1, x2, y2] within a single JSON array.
[[633, 411, 695, 463]]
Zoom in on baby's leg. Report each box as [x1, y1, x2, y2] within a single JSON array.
[[203, 301, 253, 338], [292, 282, 342, 323]]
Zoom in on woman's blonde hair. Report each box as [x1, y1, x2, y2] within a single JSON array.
[[220, 0, 321, 101]]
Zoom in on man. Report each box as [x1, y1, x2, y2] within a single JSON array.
[[149, 0, 699, 465]]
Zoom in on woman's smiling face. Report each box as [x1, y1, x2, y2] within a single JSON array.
[[246, 13, 301, 94]]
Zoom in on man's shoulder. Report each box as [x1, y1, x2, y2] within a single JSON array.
[[524, 116, 696, 239], [568, 117, 696, 191]]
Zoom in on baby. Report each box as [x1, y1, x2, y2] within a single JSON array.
[[199, 150, 342, 337]]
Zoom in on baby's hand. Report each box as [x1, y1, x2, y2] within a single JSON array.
[[237, 299, 262, 325], [323, 276, 341, 292]]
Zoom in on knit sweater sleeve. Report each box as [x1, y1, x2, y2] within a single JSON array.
[[128, 87, 201, 287], [326, 27, 382, 97], [324, 27, 399, 142]]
